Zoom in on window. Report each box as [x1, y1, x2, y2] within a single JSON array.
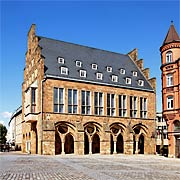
[[126, 78, 131, 84], [167, 96, 173, 109], [133, 71, 137, 76], [120, 68, 125, 74], [76, 61, 82, 67], [166, 74, 173, 86], [140, 97, 147, 118], [80, 70, 86, 77], [57, 57, 65, 64], [60, 67, 68, 75], [112, 75, 118, 82], [130, 96, 137, 118], [107, 93, 115, 116], [68, 89, 78, 114], [94, 92, 103, 115], [96, 73, 103, 80], [118, 95, 127, 117], [166, 51, 172, 63], [107, 66, 112, 72], [138, 80, 144, 86], [54, 88, 64, 113], [31, 88, 36, 113], [81, 91, 91, 114], [92, 64, 98, 70]]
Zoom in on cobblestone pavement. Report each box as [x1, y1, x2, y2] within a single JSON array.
[[0, 152, 180, 180]]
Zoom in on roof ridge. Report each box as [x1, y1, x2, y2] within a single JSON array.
[[37, 35, 127, 57]]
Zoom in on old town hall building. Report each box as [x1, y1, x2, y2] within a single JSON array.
[[22, 24, 156, 155], [160, 22, 180, 158]]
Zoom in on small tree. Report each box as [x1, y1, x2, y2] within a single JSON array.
[[0, 123, 7, 144]]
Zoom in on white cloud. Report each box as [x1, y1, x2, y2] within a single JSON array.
[[0, 112, 12, 119], [0, 120, 5, 125]]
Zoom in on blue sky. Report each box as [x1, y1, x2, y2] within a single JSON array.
[[1, 0, 180, 127]]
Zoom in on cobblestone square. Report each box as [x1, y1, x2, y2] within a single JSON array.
[[0, 152, 180, 180]]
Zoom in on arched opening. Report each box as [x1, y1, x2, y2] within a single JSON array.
[[92, 134, 100, 154], [174, 120, 180, 158], [110, 134, 114, 154], [117, 134, 123, 153], [55, 132, 62, 155], [64, 133, 74, 154], [138, 134, 144, 154], [84, 133, 89, 154]]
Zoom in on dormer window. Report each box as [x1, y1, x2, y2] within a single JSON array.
[[120, 68, 125, 74], [126, 77, 131, 84], [96, 73, 103, 80], [166, 51, 172, 63], [138, 80, 144, 86], [92, 64, 98, 70], [80, 70, 86, 77], [112, 75, 118, 82], [60, 67, 68, 75], [76, 60, 82, 67], [133, 71, 137, 76], [107, 66, 112, 72], [57, 57, 65, 64]]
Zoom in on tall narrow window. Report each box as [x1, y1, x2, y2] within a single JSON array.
[[54, 88, 64, 113], [31, 88, 36, 113], [130, 96, 137, 118], [166, 51, 172, 63], [166, 74, 173, 86], [167, 96, 173, 109], [68, 89, 78, 114], [81, 90, 91, 115], [107, 93, 115, 116], [94, 92, 103, 115], [118, 95, 127, 117], [140, 97, 147, 118]]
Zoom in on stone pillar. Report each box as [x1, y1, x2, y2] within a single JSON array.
[[89, 141, 92, 154], [61, 141, 65, 155], [135, 140, 139, 154], [113, 141, 117, 154]]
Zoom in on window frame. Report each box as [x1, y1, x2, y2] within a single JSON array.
[[53, 87, 64, 113], [126, 77, 131, 84], [94, 92, 104, 115], [166, 51, 172, 63], [92, 64, 98, 70], [80, 70, 87, 77], [138, 80, 144, 86], [81, 90, 91, 115], [107, 93, 116, 116], [107, 66, 112, 72], [96, 73, 103, 80], [118, 95, 127, 117], [120, 68, 126, 74], [167, 96, 173, 109], [166, 73, 173, 87], [57, 57, 65, 64], [68, 89, 78, 114], [111, 75, 118, 82], [76, 60, 82, 67], [60, 67, 68, 75]]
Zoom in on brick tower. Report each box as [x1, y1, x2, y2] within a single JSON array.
[[160, 22, 180, 158]]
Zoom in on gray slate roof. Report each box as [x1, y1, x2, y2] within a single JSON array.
[[38, 36, 153, 91]]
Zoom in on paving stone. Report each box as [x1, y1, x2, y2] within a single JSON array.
[[0, 152, 180, 180]]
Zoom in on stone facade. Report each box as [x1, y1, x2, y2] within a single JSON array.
[[160, 22, 180, 158], [21, 24, 156, 155]]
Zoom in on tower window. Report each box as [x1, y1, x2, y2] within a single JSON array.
[[166, 74, 173, 86], [167, 96, 173, 109], [166, 51, 172, 63]]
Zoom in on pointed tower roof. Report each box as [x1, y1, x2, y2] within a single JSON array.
[[163, 21, 180, 45]]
